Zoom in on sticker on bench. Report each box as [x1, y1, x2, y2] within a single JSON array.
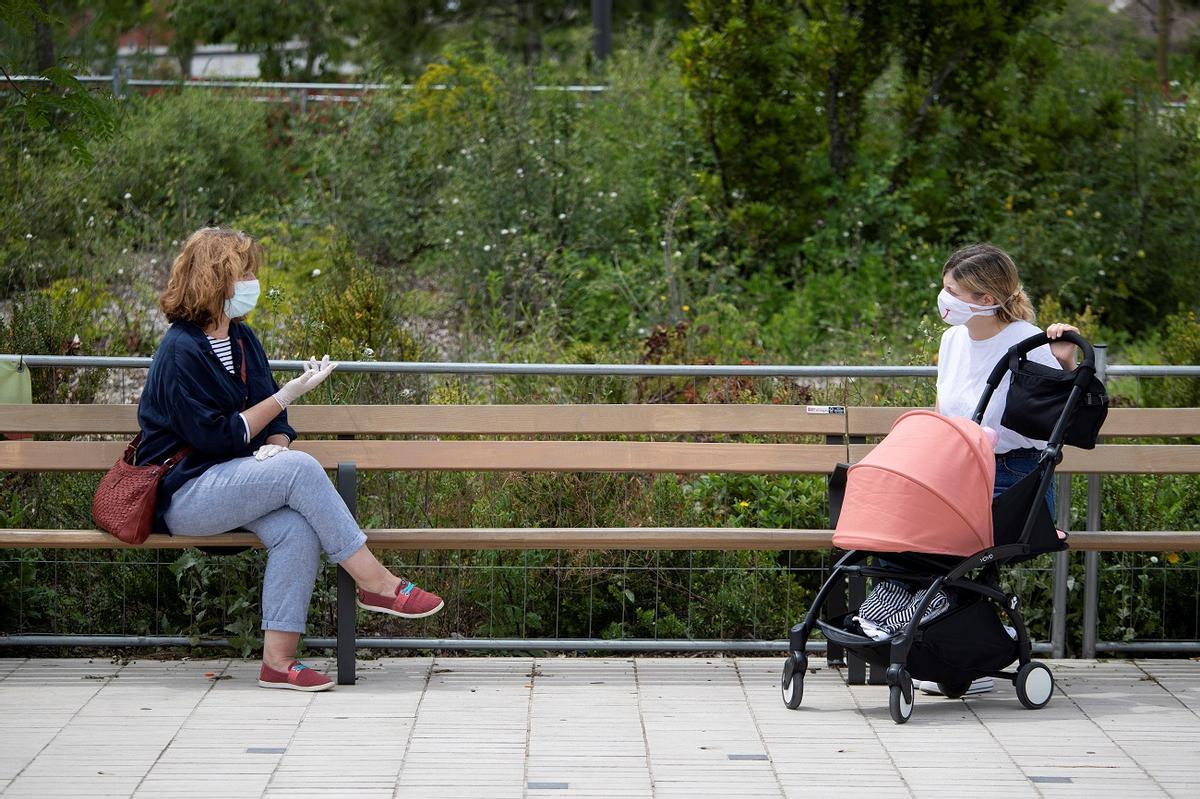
[[806, 405, 846, 415]]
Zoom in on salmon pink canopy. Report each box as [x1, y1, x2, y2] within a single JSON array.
[[833, 410, 996, 557]]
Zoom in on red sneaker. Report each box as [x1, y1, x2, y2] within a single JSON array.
[[258, 661, 334, 692], [357, 578, 445, 619]]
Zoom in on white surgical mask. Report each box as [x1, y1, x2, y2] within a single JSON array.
[[224, 279, 260, 319], [937, 288, 999, 326]]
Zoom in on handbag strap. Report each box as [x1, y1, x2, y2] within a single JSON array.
[[238, 338, 247, 386]]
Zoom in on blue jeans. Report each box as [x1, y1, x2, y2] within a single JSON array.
[[163, 449, 368, 633], [995, 448, 1056, 519]]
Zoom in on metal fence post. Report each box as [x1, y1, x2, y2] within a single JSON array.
[[1081, 344, 1106, 659], [335, 462, 358, 685], [1051, 473, 1071, 658], [592, 0, 612, 61]]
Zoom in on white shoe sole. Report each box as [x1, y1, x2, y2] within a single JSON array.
[[356, 598, 445, 619], [257, 679, 334, 692]]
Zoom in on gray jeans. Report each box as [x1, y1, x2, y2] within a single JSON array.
[[163, 449, 367, 633]]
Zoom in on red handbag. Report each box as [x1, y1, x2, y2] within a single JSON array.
[[92, 433, 190, 545], [94, 338, 247, 544]]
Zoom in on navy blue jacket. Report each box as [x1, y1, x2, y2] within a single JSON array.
[[137, 321, 296, 533]]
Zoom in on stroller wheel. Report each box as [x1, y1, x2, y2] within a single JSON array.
[[781, 653, 806, 709], [888, 668, 914, 724], [1015, 661, 1054, 709]]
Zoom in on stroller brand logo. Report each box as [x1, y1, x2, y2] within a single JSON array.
[[980, 553, 994, 563]]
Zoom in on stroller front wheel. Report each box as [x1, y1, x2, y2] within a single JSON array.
[[781, 653, 806, 710], [888, 667, 914, 724], [1015, 661, 1054, 709]]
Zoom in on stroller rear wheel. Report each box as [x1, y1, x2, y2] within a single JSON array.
[[1015, 661, 1054, 709], [887, 666, 914, 724], [781, 653, 806, 709]]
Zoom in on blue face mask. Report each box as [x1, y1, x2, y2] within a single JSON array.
[[224, 279, 260, 319]]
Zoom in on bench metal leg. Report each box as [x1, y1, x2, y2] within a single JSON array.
[[826, 573, 846, 668], [335, 462, 358, 685], [335, 564, 356, 685], [847, 572, 868, 685]]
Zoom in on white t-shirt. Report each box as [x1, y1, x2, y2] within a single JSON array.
[[936, 320, 1061, 454]]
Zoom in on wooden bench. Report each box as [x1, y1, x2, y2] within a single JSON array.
[[2, 403, 1198, 683]]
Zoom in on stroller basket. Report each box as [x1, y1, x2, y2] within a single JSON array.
[[817, 599, 1019, 686]]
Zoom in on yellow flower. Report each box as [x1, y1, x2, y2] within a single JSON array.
[[1065, 209, 1074, 217], [1167, 552, 1181, 565], [737, 500, 750, 509], [682, 304, 690, 313], [1137, 249, 1146, 258], [1004, 194, 1014, 211]]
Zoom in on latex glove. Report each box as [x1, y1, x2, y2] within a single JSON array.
[[273, 355, 337, 409], [254, 444, 288, 461]]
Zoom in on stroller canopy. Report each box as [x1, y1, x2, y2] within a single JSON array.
[[833, 410, 996, 557]]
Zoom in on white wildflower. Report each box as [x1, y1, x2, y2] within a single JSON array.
[[311, 268, 321, 277]]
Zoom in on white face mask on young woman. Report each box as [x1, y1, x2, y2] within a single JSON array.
[[937, 288, 999, 326], [224, 279, 260, 319]]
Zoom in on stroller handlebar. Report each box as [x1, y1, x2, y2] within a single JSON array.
[[972, 331, 1098, 424], [1009, 330, 1096, 370]]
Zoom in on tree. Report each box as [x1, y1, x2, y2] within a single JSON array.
[[168, 0, 355, 81], [1, 0, 117, 162]]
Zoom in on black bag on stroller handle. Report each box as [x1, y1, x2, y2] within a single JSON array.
[[972, 331, 1108, 451]]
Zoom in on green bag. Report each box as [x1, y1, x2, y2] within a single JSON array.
[[0, 360, 32, 405]]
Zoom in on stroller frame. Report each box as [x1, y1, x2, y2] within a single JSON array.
[[781, 331, 1099, 723]]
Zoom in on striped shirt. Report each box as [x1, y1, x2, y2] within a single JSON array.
[[207, 336, 234, 374]]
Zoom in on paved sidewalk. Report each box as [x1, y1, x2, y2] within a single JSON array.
[[0, 656, 1197, 798]]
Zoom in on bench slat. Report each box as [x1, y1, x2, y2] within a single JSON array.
[[0, 403, 848, 435], [0, 528, 1194, 552], [0, 439, 849, 473], [850, 407, 1200, 437], [7, 404, 1197, 437], [845, 443, 1200, 473], [4, 440, 1196, 473]]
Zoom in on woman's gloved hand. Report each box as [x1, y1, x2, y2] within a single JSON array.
[[253, 443, 289, 461], [273, 355, 338, 409]]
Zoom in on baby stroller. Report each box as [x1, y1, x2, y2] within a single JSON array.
[[781, 331, 1106, 723]]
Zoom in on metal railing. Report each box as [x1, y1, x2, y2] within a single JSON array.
[[3, 73, 608, 112], [1, 352, 1197, 657]]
